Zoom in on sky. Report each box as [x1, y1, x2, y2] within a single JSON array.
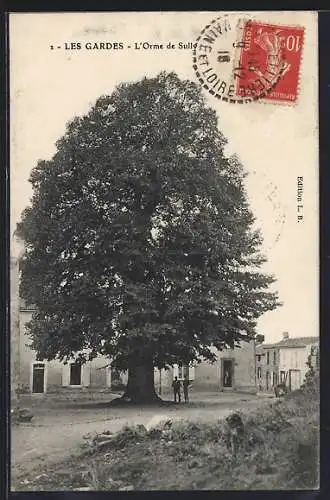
[[10, 11, 319, 343]]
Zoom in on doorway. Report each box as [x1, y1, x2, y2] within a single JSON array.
[[32, 363, 45, 393], [69, 363, 82, 386], [266, 371, 270, 391], [222, 359, 233, 388], [289, 370, 301, 391]]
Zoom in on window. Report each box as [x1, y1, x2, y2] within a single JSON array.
[[257, 367, 261, 379], [273, 351, 276, 365], [178, 364, 189, 380], [62, 362, 90, 387], [272, 372, 277, 387], [70, 363, 82, 386], [266, 351, 270, 365], [174, 364, 195, 380]]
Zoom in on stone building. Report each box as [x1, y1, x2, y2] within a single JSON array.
[[256, 332, 319, 392], [18, 302, 257, 395], [160, 342, 256, 393], [10, 233, 25, 413], [256, 342, 279, 392]]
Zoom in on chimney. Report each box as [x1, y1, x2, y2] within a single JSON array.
[[282, 332, 289, 340]]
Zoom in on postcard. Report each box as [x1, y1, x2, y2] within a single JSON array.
[[9, 11, 319, 491]]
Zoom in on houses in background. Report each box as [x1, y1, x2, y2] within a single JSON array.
[[18, 299, 257, 396], [256, 340, 278, 391], [12, 238, 257, 398], [17, 292, 319, 398], [13, 251, 317, 400], [17, 297, 320, 397], [256, 332, 319, 392], [162, 343, 257, 394]]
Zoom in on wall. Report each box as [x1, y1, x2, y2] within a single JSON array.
[[257, 342, 319, 392], [256, 352, 265, 391], [192, 342, 256, 393], [19, 309, 37, 390], [154, 368, 172, 394], [19, 309, 116, 393], [226, 341, 256, 393], [278, 344, 318, 386], [11, 257, 21, 409], [279, 347, 297, 372], [19, 309, 256, 394], [155, 342, 256, 394], [20, 310, 67, 392], [260, 348, 279, 391]]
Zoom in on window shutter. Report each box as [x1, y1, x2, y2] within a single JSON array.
[[106, 366, 111, 387], [188, 366, 195, 380], [173, 364, 178, 378], [82, 363, 91, 387], [62, 363, 70, 387]]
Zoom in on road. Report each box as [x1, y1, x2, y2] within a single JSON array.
[[11, 391, 272, 484]]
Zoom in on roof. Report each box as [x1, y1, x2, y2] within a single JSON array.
[[256, 344, 274, 355], [257, 336, 318, 352], [275, 336, 319, 348]]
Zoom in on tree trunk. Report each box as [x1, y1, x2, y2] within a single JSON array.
[[122, 362, 162, 404]]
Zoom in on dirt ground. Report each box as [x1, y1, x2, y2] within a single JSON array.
[[11, 391, 273, 486]]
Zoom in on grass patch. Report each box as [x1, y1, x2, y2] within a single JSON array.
[[12, 381, 319, 491]]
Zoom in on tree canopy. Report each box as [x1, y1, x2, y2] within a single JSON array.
[[17, 71, 280, 400]]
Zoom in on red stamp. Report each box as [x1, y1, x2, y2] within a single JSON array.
[[235, 21, 304, 104], [193, 15, 304, 105]]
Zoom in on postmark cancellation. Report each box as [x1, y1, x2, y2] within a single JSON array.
[[193, 15, 304, 105]]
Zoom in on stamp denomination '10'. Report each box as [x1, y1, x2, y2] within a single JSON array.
[[193, 15, 304, 105]]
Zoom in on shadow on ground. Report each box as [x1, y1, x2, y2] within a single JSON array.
[[58, 395, 255, 410]]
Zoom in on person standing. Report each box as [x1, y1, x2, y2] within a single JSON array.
[[183, 374, 190, 403], [172, 376, 181, 403]]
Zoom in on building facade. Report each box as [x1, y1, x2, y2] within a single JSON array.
[[18, 304, 257, 395], [256, 332, 319, 392], [256, 343, 279, 391]]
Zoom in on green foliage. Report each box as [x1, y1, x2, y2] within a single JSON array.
[[12, 382, 319, 491], [303, 345, 319, 389], [83, 391, 319, 490], [255, 334, 265, 345], [17, 71, 280, 372], [107, 424, 148, 449]]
